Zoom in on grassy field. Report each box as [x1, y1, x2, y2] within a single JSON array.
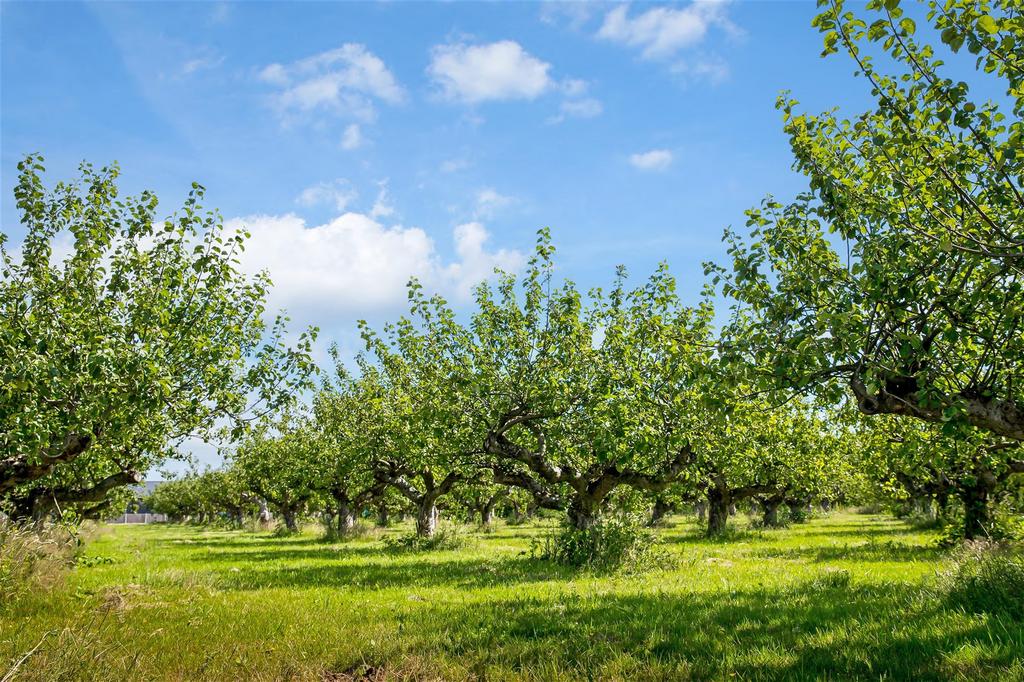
[[2, 511, 1022, 681]]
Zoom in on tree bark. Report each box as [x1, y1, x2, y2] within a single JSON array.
[[786, 499, 809, 523], [375, 502, 389, 528], [762, 497, 784, 527], [850, 374, 1024, 442], [257, 499, 273, 529], [694, 500, 707, 522], [960, 485, 992, 540], [649, 497, 672, 527], [480, 490, 506, 527], [416, 500, 439, 537], [567, 494, 600, 530], [337, 503, 356, 534], [706, 488, 730, 537], [281, 506, 298, 532]]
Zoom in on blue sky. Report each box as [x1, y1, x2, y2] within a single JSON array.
[[2, 0, 882, 471]]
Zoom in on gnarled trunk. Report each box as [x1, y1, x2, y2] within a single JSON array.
[[281, 506, 298, 533], [649, 497, 672, 527], [786, 499, 809, 523], [762, 497, 783, 528], [337, 502, 356, 534], [257, 498, 273, 528], [480, 491, 505, 527], [568, 495, 601, 530], [375, 503, 389, 528], [416, 500, 439, 537], [706, 488, 730, 537]]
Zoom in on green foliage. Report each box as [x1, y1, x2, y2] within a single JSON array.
[[382, 525, 468, 552], [531, 515, 668, 572], [710, 0, 1024, 443], [941, 540, 1024, 620], [0, 156, 317, 517]]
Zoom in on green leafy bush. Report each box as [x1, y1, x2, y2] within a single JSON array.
[[383, 526, 467, 552], [940, 541, 1024, 621], [531, 515, 668, 573]]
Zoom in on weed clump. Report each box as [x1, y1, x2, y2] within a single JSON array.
[[0, 520, 78, 603], [940, 540, 1024, 620], [383, 526, 467, 552], [531, 515, 668, 573], [811, 568, 852, 590]]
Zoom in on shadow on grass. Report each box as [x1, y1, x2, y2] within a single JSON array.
[[750, 541, 944, 563], [407, 579, 1022, 680], [221, 555, 572, 591]]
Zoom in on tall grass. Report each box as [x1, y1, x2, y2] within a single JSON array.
[[0, 519, 78, 604]]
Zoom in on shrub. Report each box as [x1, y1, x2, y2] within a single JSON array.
[[0, 520, 78, 604], [383, 526, 467, 552], [531, 515, 668, 573], [939, 540, 1024, 621], [787, 506, 810, 524]]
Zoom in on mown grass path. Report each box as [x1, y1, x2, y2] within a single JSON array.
[[2, 512, 1021, 680]]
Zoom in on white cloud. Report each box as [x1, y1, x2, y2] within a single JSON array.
[[369, 181, 395, 219], [475, 187, 514, 218], [440, 158, 471, 173], [549, 97, 603, 123], [445, 222, 523, 298], [296, 179, 358, 211], [597, 1, 737, 60], [260, 44, 404, 122], [671, 56, 730, 84], [181, 54, 223, 75], [341, 123, 364, 150], [561, 78, 589, 97], [540, 1, 599, 30], [428, 40, 552, 103], [225, 213, 523, 319], [259, 63, 289, 86], [629, 149, 674, 171]]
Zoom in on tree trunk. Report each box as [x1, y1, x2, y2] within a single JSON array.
[[727, 502, 737, 516], [936, 490, 950, 522], [649, 497, 671, 527], [762, 499, 782, 528], [281, 507, 298, 533], [416, 500, 439, 537], [960, 485, 991, 540], [257, 499, 273, 530], [706, 489, 730, 537], [481, 500, 498, 527], [508, 501, 526, 524], [786, 500, 808, 523], [694, 500, 707, 522], [568, 495, 600, 530], [375, 503, 389, 528], [337, 502, 356, 534]]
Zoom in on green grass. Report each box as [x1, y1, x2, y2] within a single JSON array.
[[2, 512, 1022, 680]]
